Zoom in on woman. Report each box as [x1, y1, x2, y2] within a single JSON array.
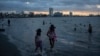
[[47, 24, 57, 50]]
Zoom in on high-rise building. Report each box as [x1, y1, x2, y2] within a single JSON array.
[[69, 11, 73, 16], [49, 8, 53, 16]]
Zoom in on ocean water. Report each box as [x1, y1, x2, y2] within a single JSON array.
[[1, 17, 100, 56]]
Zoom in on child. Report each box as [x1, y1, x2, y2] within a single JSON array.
[[47, 24, 57, 50], [35, 28, 42, 53]]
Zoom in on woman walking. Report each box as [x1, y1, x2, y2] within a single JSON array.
[[47, 24, 57, 51]]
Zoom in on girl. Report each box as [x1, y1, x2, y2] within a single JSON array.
[[35, 28, 42, 53]]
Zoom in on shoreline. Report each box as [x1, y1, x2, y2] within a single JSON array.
[[0, 32, 22, 56]]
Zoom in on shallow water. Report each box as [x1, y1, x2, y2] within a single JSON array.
[[1, 17, 100, 56]]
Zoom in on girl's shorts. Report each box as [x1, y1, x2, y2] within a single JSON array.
[[36, 41, 42, 48]]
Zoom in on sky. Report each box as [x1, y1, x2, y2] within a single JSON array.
[[0, 0, 100, 15]]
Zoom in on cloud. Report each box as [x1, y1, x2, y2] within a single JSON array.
[[0, 0, 99, 11]]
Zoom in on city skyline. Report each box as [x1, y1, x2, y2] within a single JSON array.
[[0, 10, 99, 16], [0, 0, 100, 16]]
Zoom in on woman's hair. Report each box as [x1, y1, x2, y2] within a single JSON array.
[[50, 24, 56, 32], [36, 28, 41, 36]]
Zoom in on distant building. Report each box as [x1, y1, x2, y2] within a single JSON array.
[[49, 8, 53, 16], [69, 11, 73, 16], [54, 12, 63, 17], [29, 12, 34, 17], [89, 14, 94, 16], [20, 11, 27, 17]]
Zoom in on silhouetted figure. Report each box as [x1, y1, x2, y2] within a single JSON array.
[[74, 24, 77, 31], [80, 23, 82, 26], [43, 20, 45, 25], [8, 19, 10, 26], [84, 24, 86, 27], [35, 28, 42, 53], [88, 24, 92, 34], [49, 22, 52, 24], [88, 29, 92, 51], [74, 28, 76, 31], [87, 24, 93, 51], [47, 24, 57, 51]]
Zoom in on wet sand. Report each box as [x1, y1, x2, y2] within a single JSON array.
[[0, 33, 22, 56]]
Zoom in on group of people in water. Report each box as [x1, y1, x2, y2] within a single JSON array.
[[34, 24, 57, 54], [74, 23, 92, 34], [6, 19, 93, 55]]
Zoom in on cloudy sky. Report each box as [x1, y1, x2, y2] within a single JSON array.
[[0, 0, 100, 15]]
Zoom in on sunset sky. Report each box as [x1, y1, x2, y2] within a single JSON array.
[[0, 0, 100, 15]]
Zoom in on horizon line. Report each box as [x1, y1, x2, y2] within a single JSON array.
[[0, 10, 99, 16]]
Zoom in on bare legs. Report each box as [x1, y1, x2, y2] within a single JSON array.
[[35, 42, 42, 53], [49, 38, 55, 50]]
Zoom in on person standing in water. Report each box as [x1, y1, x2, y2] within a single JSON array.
[[47, 24, 57, 50], [87, 24, 93, 50], [43, 20, 45, 25], [35, 28, 42, 53], [88, 24, 92, 34], [8, 19, 10, 26], [74, 24, 77, 31]]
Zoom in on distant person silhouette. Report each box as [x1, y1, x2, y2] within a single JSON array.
[[43, 20, 45, 25], [80, 23, 82, 26], [88, 24, 92, 34], [35, 28, 42, 53], [47, 24, 57, 51], [8, 19, 10, 26], [88, 24, 92, 50], [84, 24, 86, 27], [74, 24, 77, 31]]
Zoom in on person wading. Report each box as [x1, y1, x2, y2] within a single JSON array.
[[47, 24, 57, 51]]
